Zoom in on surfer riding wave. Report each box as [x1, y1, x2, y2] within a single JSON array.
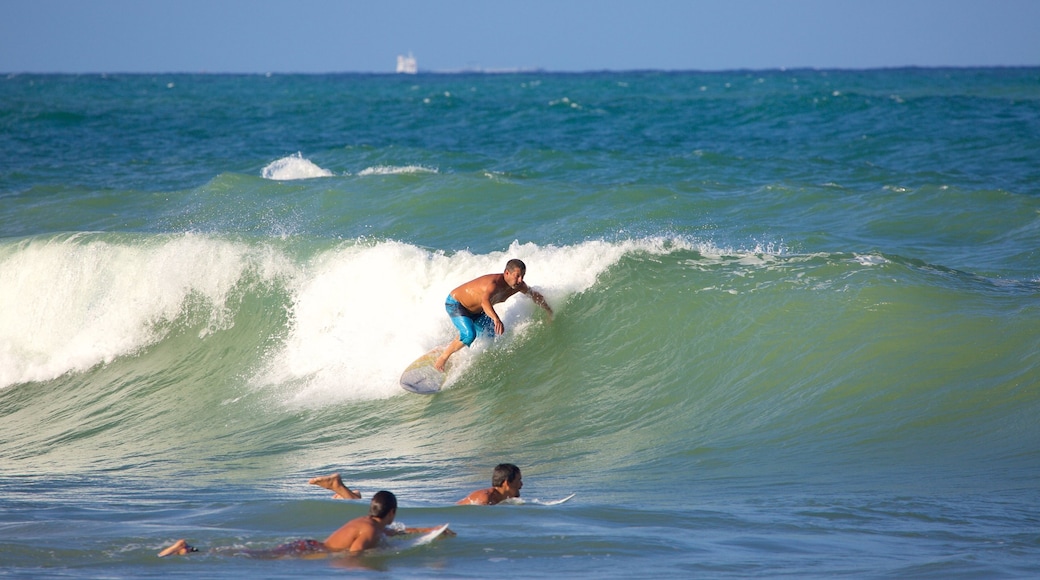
[[434, 259, 553, 371]]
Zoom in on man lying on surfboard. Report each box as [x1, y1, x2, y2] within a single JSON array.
[[457, 463, 524, 505], [309, 464, 523, 506], [434, 259, 553, 372], [307, 469, 520, 507], [157, 490, 453, 558], [308, 464, 569, 506]]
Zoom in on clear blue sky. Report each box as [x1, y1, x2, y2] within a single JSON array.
[[3, 0, 1038, 73]]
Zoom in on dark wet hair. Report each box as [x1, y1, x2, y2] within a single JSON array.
[[492, 463, 521, 487], [369, 490, 397, 518], [505, 259, 526, 273]]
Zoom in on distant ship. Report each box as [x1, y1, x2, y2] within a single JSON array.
[[396, 52, 417, 74]]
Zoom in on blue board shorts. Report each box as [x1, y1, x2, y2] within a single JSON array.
[[446, 295, 495, 346]]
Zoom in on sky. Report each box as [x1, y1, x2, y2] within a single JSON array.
[[2, 0, 1039, 73]]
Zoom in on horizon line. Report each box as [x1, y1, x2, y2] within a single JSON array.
[[5, 64, 1040, 76]]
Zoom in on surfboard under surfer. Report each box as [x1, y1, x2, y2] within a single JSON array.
[[434, 259, 553, 372]]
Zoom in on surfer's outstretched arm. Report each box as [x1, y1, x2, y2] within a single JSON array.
[[522, 285, 553, 321], [309, 473, 362, 500]]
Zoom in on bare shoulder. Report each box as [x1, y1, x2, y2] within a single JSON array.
[[458, 488, 493, 505], [460, 273, 501, 294], [323, 515, 375, 551], [486, 273, 507, 287]]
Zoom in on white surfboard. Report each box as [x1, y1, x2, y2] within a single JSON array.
[[534, 493, 576, 506], [388, 523, 451, 551], [499, 493, 576, 506], [400, 347, 448, 394]]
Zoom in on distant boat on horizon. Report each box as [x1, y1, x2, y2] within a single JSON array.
[[396, 52, 417, 74]]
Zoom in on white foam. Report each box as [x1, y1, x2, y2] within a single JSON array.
[[357, 165, 437, 176], [854, 253, 889, 266], [0, 234, 687, 399], [261, 153, 334, 180], [254, 238, 676, 406], [0, 233, 290, 388]]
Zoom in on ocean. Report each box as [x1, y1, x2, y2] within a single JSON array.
[[1, 68, 1038, 578]]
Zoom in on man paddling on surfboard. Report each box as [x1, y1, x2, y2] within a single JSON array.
[[435, 259, 553, 372], [158, 490, 453, 558], [457, 463, 524, 505]]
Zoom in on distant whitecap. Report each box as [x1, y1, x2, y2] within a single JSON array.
[[261, 153, 334, 180], [357, 165, 437, 176]]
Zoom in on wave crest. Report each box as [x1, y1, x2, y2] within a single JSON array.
[[261, 153, 334, 180]]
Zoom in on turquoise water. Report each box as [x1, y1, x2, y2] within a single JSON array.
[[1, 69, 1039, 578]]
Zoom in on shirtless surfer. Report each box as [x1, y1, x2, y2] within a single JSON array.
[[158, 490, 452, 558], [457, 463, 524, 505], [309, 472, 362, 500], [435, 259, 553, 372]]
